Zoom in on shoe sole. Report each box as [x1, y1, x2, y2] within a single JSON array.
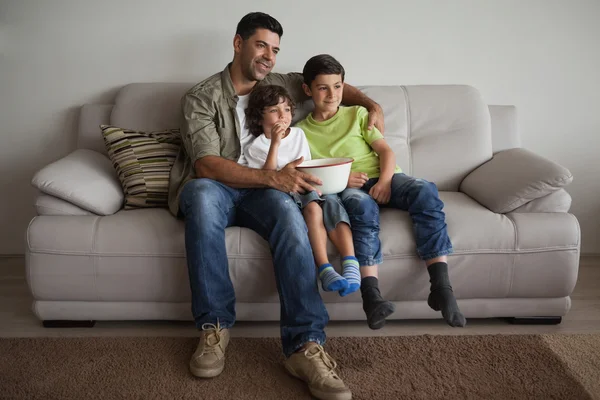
[[189, 362, 224, 378], [284, 363, 352, 400], [368, 302, 396, 330]]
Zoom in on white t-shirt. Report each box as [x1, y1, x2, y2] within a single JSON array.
[[235, 94, 254, 166], [245, 127, 312, 170]]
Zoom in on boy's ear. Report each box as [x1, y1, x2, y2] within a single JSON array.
[[302, 83, 312, 97]]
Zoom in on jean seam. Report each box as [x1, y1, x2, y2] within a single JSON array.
[[419, 247, 454, 260], [286, 336, 326, 358], [236, 190, 272, 235], [358, 257, 383, 267]]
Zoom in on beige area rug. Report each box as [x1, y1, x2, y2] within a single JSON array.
[[1, 334, 599, 400]]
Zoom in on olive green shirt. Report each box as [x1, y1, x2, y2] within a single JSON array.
[[168, 64, 307, 216]]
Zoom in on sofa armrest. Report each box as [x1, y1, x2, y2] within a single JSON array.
[[459, 148, 573, 214], [31, 149, 124, 215], [35, 194, 95, 216], [510, 188, 572, 213]]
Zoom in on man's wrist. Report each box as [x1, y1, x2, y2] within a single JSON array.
[[262, 169, 277, 188], [368, 101, 382, 113]]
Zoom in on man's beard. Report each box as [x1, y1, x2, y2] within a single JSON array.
[[245, 60, 269, 82]]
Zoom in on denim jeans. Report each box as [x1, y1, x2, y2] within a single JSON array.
[[338, 189, 383, 266], [290, 192, 351, 233], [360, 173, 453, 260], [179, 178, 329, 358]]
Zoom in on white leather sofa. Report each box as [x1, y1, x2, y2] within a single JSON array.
[[26, 83, 579, 327]]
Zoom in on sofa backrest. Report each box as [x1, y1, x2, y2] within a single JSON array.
[[78, 83, 518, 191]]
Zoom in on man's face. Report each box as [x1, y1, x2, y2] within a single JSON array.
[[304, 74, 344, 113], [236, 28, 280, 81]]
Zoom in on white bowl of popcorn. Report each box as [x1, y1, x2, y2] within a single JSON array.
[[297, 158, 354, 195]]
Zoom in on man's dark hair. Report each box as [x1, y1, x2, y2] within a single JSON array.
[[302, 54, 346, 86], [236, 12, 283, 40], [245, 85, 296, 137]]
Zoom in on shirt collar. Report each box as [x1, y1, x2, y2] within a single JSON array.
[[221, 63, 237, 103], [221, 63, 271, 105]]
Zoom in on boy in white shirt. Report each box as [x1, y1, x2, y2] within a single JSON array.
[[245, 84, 361, 295]]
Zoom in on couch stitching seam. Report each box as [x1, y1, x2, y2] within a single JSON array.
[[25, 246, 580, 258]]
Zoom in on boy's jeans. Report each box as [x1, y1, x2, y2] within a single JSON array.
[[179, 178, 329, 358], [341, 173, 453, 262]]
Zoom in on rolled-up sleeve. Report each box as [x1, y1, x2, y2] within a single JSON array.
[[181, 93, 220, 163]]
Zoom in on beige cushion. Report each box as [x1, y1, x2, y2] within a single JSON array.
[[459, 148, 573, 213], [101, 125, 181, 209], [35, 194, 94, 216], [26, 197, 580, 304], [511, 189, 572, 213], [31, 149, 123, 215]]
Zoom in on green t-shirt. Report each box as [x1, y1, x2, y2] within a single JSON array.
[[297, 106, 401, 179]]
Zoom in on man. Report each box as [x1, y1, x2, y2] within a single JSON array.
[[168, 12, 384, 400]]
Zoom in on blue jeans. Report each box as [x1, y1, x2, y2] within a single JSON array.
[[290, 192, 351, 233], [338, 189, 383, 266], [179, 178, 329, 358], [356, 173, 453, 260]]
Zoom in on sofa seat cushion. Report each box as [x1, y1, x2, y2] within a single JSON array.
[[26, 192, 580, 261], [27, 192, 579, 305], [101, 125, 181, 209]]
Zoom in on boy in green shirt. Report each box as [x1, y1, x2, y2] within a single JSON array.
[[297, 54, 466, 327]]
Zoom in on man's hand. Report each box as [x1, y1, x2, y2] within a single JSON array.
[[347, 171, 368, 189], [270, 157, 322, 194], [369, 180, 392, 204], [367, 103, 385, 134]]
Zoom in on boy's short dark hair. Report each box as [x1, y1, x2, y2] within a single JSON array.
[[245, 85, 296, 137], [236, 12, 283, 40], [302, 54, 346, 86]]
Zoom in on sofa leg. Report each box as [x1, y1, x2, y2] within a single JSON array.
[[504, 317, 562, 325], [42, 320, 96, 328]]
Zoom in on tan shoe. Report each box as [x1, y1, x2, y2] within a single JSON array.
[[284, 343, 352, 400], [189, 322, 230, 378]]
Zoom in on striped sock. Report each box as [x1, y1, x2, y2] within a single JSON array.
[[318, 263, 348, 292], [339, 256, 361, 296]]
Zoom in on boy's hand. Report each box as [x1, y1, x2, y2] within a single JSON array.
[[272, 157, 322, 195], [347, 172, 368, 189], [369, 180, 391, 204], [270, 123, 288, 144], [367, 103, 385, 134]]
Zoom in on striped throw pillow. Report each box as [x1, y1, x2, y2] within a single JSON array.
[[101, 125, 181, 209]]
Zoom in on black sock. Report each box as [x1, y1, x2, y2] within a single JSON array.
[[427, 262, 466, 327], [361, 276, 395, 330]]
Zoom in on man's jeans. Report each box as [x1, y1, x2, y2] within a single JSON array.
[[341, 173, 453, 262], [179, 179, 328, 358]]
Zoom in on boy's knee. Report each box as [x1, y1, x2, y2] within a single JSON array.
[[342, 190, 373, 210], [302, 201, 322, 221], [410, 179, 443, 210], [345, 193, 379, 220]]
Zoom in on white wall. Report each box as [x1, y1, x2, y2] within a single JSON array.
[[1, 0, 599, 254]]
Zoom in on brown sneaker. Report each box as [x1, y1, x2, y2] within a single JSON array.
[[189, 322, 230, 378], [284, 343, 352, 400]]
